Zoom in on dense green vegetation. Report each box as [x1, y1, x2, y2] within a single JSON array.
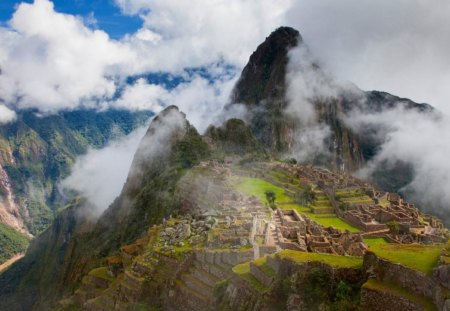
[[364, 238, 442, 275], [0, 223, 29, 265], [269, 251, 364, 311]]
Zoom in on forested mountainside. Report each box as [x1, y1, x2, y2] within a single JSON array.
[[0, 109, 152, 263]]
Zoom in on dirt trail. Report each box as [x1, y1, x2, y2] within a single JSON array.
[[0, 253, 24, 272]]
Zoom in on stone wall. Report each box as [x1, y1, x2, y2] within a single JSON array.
[[258, 245, 277, 257], [363, 252, 436, 298], [196, 249, 254, 266], [249, 262, 274, 288], [222, 274, 265, 311], [361, 285, 426, 311]]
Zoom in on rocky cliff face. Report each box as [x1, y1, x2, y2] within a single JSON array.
[[230, 27, 365, 171], [230, 26, 431, 177]]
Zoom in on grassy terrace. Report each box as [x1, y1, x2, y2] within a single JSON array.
[[232, 176, 360, 232], [283, 203, 359, 232], [231, 176, 292, 203], [338, 196, 373, 204], [364, 238, 443, 275], [335, 189, 373, 204], [88, 267, 115, 282], [253, 257, 276, 278], [363, 279, 437, 311], [277, 250, 363, 269], [232, 262, 268, 293]]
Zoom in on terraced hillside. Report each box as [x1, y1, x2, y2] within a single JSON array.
[[51, 160, 449, 311]]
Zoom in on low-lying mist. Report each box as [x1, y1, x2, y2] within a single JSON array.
[[60, 125, 149, 214]]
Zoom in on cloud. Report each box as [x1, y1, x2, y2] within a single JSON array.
[[285, 45, 350, 162], [0, 0, 291, 115], [0, 0, 133, 112], [112, 78, 167, 112], [112, 71, 238, 133], [116, 0, 293, 71], [286, 0, 450, 114], [0, 104, 16, 123], [60, 124, 149, 214], [346, 106, 450, 220]]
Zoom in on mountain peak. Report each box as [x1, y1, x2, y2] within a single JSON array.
[[231, 26, 301, 106], [268, 26, 301, 45]]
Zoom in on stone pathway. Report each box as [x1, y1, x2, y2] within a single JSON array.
[[266, 213, 282, 248]]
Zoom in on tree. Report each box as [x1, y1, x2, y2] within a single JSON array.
[[386, 220, 400, 234], [265, 190, 276, 210]]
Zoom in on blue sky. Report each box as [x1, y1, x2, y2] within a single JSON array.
[[0, 0, 142, 38]]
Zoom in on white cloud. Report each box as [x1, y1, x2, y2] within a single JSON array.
[[0, 0, 133, 112], [112, 72, 237, 133], [112, 78, 167, 112], [346, 106, 450, 217], [0, 104, 16, 123], [61, 125, 149, 214], [165, 76, 237, 133], [116, 0, 293, 71], [286, 0, 450, 114], [0, 0, 292, 114]]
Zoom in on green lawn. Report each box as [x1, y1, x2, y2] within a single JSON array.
[[310, 204, 333, 210], [364, 238, 443, 275], [231, 176, 360, 232], [277, 250, 363, 269], [231, 176, 292, 203], [339, 196, 373, 204], [363, 279, 437, 311], [283, 203, 360, 232]]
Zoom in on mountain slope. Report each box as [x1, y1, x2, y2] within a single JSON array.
[[0, 109, 152, 237], [0, 109, 152, 265], [231, 26, 431, 175]]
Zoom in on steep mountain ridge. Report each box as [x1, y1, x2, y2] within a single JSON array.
[[0, 109, 152, 264], [231, 27, 431, 175], [0, 109, 151, 235]]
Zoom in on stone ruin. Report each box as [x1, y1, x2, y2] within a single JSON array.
[[341, 192, 446, 243], [267, 162, 447, 244], [274, 208, 367, 256]]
